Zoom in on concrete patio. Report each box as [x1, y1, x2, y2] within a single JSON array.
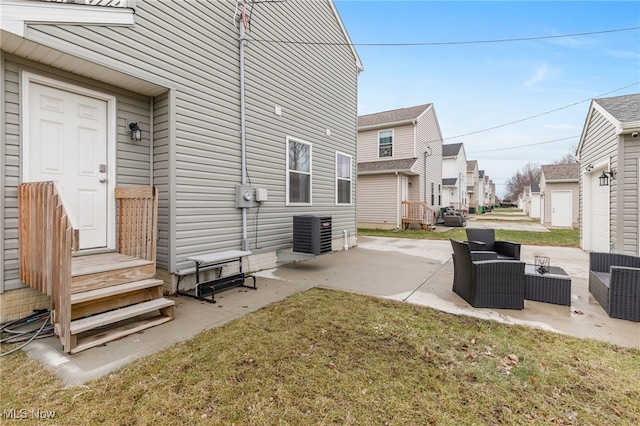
[[23, 236, 640, 386]]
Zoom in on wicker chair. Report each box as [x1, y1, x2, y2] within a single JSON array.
[[589, 252, 640, 322], [466, 229, 521, 260], [450, 239, 525, 309]]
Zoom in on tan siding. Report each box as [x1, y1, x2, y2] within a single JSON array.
[[356, 174, 399, 227], [357, 124, 415, 163], [417, 107, 443, 208], [543, 183, 579, 227]]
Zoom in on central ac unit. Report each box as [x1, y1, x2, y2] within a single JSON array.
[[292, 215, 332, 255]]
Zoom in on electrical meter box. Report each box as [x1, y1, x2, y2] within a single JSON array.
[[235, 184, 253, 208]]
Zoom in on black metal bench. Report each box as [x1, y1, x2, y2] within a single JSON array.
[[176, 250, 257, 303]]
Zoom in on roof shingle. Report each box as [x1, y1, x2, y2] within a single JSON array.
[[594, 93, 640, 124], [358, 104, 432, 128], [541, 163, 579, 181], [358, 158, 418, 174]]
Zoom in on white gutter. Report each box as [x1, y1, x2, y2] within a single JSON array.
[[0, 0, 134, 37]]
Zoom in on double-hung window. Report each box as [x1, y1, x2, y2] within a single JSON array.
[[379, 129, 393, 158], [336, 152, 352, 205], [287, 137, 311, 204]]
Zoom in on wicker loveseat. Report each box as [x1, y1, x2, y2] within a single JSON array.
[[466, 229, 521, 260], [589, 252, 640, 322], [450, 239, 525, 310]]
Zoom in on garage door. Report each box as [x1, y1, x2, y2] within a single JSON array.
[[551, 191, 572, 227], [590, 172, 610, 252]]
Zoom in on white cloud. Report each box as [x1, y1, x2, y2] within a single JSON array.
[[524, 64, 549, 87]]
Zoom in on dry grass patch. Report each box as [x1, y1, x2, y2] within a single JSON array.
[[2, 288, 639, 425]]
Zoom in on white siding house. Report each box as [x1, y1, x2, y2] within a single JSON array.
[[1, 0, 362, 320], [442, 143, 468, 211]]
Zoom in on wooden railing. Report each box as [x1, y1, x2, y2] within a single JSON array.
[[115, 187, 158, 266], [401, 201, 438, 230], [19, 181, 79, 351]]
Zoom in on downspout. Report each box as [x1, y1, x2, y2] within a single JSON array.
[[149, 99, 153, 183], [239, 3, 249, 251]]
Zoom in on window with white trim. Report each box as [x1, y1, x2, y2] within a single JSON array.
[[379, 129, 393, 157], [286, 137, 312, 204], [336, 152, 352, 205]]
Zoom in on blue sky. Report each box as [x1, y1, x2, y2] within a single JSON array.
[[334, 1, 640, 197]]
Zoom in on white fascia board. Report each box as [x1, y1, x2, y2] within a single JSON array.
[[618, 120, 640, 134], [358, 119, 415, 132], [1, 0, 134, 37]]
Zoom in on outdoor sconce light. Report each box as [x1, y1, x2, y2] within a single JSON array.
[[128, 122, 142, 141], [599, 170, 615, 187]]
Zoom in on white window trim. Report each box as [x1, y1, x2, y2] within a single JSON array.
[[285, 136, 312, 206], [378, 129, 393, 158], [335, 151, 353, 205]]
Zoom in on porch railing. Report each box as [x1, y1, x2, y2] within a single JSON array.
[[401, 201, 438, 230], [115, 186, 158, 266], [19, 181, 79, 350]]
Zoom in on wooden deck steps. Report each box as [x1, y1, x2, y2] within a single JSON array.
[[67, 253, 175, 353], [70, 298, 174, 335], [72, 253, 155, 293], [19, 183, 171, 354], [70, 310, 174, 354]]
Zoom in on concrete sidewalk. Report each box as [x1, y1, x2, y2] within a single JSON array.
[[23, 237, 639, 386]]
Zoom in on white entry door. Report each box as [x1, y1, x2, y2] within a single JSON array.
[[27, 82, 109, 249], [551, 190, 572, 228]]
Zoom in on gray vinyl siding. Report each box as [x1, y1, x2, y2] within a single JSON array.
[[153, 91, 170, 269], [2, 58, 20, 291], [618, 136, 640, 254], [3, 0, 358, 277], [579, 108, 618, 249]]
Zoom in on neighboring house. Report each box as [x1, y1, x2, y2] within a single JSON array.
[[1, 0, 362, 321], [441, 143, 468, 210], [577, 93, 640, 254], [466, 160, 479, 213], [356, 104, 444, 229], [539, 164, 579, 229], [521, 187, 531, 215], [477, 170, 486, 210], [528, 183, 541, 220], [486, 179, 496, 207]]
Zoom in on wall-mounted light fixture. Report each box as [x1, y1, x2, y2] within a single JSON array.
[[128, 122, 142, 141], [599, 170, 615, 187], [584, 163, 593, 172]]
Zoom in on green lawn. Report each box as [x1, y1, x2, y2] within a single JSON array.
[[2, 289, 638, 425], [359, 228, 579, 247]]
